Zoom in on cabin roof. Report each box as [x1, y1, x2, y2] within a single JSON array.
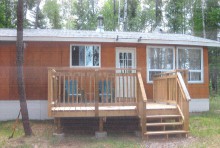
[[0, 29, 220, 47]]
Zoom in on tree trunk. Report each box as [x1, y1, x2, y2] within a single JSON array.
[[201, 0, 206, 38], [17, 0, 32, 136]]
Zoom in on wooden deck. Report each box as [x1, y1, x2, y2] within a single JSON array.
[[48, 68, 190, 138]]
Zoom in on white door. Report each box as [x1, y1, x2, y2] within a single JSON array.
[[116, 48, 136, 99]]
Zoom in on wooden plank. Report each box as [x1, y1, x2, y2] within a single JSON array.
[[58, 75, 61, 105], [146, 122, 183, 127], [177, 72, 191, 101], [137, 72, 147, 102], [48, 69, 52, 117], [146, 114, 181, 119], [95, 71, 99, 117], [145, 130, 188, 135]]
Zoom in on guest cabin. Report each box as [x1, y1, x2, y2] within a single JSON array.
[[0, 27, 220, 138]]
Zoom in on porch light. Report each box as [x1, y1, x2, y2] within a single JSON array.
[[96, 15, 104, 32]]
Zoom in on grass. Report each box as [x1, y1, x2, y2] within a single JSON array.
[[1, 97, 220, 147], [188, 96, 220, 147]]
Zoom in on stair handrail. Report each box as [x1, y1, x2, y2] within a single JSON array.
[[176, 71, 191, 131], [137, 72, 147, 138], [177, 72, 191, 101]]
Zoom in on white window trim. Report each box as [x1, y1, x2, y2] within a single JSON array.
[[70, 44, 101, 68], [146, 46, 175, 83], [176, 47, 204, 84], [115, 47, 136, 69]]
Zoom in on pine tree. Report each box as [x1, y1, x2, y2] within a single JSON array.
[[17, 0, 32, 136]]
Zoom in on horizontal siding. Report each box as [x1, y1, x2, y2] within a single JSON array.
[[0, 42, 209, 100]]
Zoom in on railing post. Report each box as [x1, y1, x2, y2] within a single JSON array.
[[48, 68, 52, 117], [95, 70, 99, 117]]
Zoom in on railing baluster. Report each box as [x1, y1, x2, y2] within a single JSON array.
[[63, 75, 65, 104], [58, 74, 61, 106]]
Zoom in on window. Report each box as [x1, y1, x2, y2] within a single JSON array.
[[71, 45, 100, 67], [177, 47, 203, 83], [147, 47, 174, 82]]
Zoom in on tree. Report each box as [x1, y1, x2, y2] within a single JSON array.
[[72, 0, 98, 30], [43, 0, 62, 29], [0, 0, 16, 28], [193, 0, 204, 37], [205, 0, 220, 40], [16, 0, 32, 136], [165, 0, 185, 33], [155, 0, 162, 27], [101, 0, 118, 31], [32, 0, 46, 29]]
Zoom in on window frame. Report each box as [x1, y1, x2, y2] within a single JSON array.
[[146, 46, 175, 83], [176, 46, 204, 84], [70, 44, 101, 68]]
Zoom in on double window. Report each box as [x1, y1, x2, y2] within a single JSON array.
[[147, 47, 174, 81], [147, 46, 203, 83], [70, 45, 100, 67]]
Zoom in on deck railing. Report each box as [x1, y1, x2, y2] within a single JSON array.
[[153, 70, 191, 131], [137, 72, 147, 137], [48, 67, 146, 117]]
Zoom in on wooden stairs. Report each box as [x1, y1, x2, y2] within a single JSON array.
[[143, 103, 188, 139]]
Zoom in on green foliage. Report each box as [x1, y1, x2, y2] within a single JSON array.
[[155, 0, 162, 27], [165, 0, 185, 33], [126, 0, 143, 31], [43, 0, 62, 29], [72, 0, 98, 30], [101, 0, 118, 31], [193, 0, 203, 37], [205, 0, 220, 40], [0, 0, 16, 28]]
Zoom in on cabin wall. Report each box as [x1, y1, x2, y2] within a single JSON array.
[[0, 41, 210, 120], [0, 42, 209, 101]]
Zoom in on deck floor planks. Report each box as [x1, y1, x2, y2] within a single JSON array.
[[51, 102, 176, 111]]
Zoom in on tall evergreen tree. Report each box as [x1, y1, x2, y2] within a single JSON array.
[[205, 0, 220, 40], [32, 0, 46, 29], [193, 0, 203, 37], [165, 0, 185, 33]]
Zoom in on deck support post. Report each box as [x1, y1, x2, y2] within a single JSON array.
[[95, 117, 107, 138], [54, 117, 62, 134], [99, 117, 104, 132]]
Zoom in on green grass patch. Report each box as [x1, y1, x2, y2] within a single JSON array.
[[190, 96, 220, 138], [187, 96, 220, 147], [0, 121, 24, 146]]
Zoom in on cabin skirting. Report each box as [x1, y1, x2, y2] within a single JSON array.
[[189, 98, 209, 112], [0, 99, 209, 121], [0, 100, 51, 121]]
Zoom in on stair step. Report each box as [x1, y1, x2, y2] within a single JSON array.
[[146, 114, 181, 119], [146, 122, 183, 127], [144, 130, 188, 135]]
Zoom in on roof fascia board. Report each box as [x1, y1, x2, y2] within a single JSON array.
[[0, 36, 220, 47]]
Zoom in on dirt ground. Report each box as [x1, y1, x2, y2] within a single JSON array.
[[3, 121, 198, 148]]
